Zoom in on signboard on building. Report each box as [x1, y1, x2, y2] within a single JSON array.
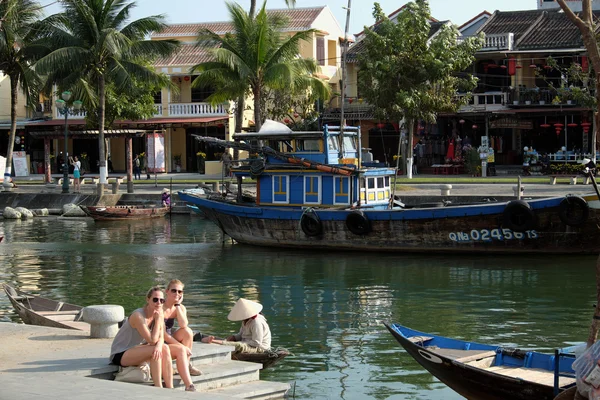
[[490, 118, 533, 130], [13, 151, 29, 177], [147, 131, 165, 173]]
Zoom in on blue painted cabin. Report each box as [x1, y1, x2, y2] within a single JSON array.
[[231, 126, 396, 209]]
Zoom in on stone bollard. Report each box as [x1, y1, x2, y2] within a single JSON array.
[[82, 305, 125, 338], [512, 185, 525, 198], [111, 182, 119, 194], [212, 182, 220, 192], [439, 184, 452, 196]]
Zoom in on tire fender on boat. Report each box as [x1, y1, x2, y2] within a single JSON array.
[[346, 210, 372, 235], [558, 195, 589, 227], [301, 211, 322, 237], [503, 200, 536, 232]]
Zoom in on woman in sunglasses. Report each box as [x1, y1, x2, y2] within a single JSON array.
[[109, 286, 196, 391], [163, 279, 202, 376]]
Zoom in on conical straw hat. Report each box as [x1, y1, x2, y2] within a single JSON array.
[[162, 188, 170, 193], [227, 298, 263, 321]]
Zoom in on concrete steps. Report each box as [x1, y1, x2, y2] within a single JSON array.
[[206, 380, 291, 399], [174, 360, 261, 391]]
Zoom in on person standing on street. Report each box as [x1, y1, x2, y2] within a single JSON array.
[[134, 154, 141, 180]]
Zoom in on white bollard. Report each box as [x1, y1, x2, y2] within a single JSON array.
[[439, 184, 452, 196], [82, 305, 125, 339], [512, 185, 525, 198]]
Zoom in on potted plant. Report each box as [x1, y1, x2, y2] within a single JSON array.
[[558, 87, 574, 104], [196, 151, 206, 174], [173, 154, 182, 172]]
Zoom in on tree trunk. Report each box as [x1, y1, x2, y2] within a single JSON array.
[[2, 75, 18, 191], [126, 137, 133, 193], [253, 86, 262, 132], [249, 0, 256, 18], [406, 119, 414, 180], [44, 138, 51, 183], [98, 74, 107, 184]]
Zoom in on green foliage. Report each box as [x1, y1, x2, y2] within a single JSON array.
[[191, 2, 329, 131], [538, 56, 595, 107], [549, 163, 585, 174], [357, 0, 483, 124], [464, 146, 480, 175]]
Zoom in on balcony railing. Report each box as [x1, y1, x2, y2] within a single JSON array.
[[457, 91, 509, 111], [54, 108, 87, 119], [153, 104, 163, 117], [460, 33, 515, 51], [168, 102, 227, 117]]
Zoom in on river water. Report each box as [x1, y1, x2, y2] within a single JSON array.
[[0, 215, 596, 399]]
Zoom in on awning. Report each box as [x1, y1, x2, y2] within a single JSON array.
[[26, 116, 228, 127], [493, 107, 592, 115], [29, 129, 148, 139]]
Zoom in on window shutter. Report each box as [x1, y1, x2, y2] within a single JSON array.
[[317, 37, 325, 66]]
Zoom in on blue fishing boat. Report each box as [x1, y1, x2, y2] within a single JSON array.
[[384, 322, 577, 400], [179, 124, 600, 254]]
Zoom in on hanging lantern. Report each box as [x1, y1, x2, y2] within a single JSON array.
[[472, 124, 478, 129], [358, 98, 364, 104], [540, 123, 551, 128], [554, 123, 564, 137], [459, 119, 465, 124], [508, 58, 516, 76], [516, 64, 522, 69], [581, 121, 592, 134], [184, 76, 190, 81], [293, 112, 299, 118], [582, 56, 589, 71], [567, 116, 578, 128], [284, 118, 291, 124], [544, 64, 552, 70], [529, 58, 537, 68], [348, 98, 354, 104], [377, 123, 385, 129]]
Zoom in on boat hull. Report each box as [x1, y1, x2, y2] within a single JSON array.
[[384, 323, 574, 400], [179, 193, 600, 254], [3, 284, 87, 331], [82, 206, 169, 221]]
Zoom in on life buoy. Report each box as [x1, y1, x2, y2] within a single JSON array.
[[503, 200, 536, 232], [301, 211, 322, 237], [346, 210, 372, 235], [559, 196, 589, 227]]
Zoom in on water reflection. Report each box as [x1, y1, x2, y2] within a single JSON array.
[[0, 216, 595, 399]]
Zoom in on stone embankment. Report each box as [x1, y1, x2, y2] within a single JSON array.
[[0, 322, 289, 399]]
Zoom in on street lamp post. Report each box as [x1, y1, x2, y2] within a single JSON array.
[[55, 91, 82, 194]]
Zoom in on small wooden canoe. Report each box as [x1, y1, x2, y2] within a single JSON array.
[[3, 284, 89, 331], [193, 332, 289, 369], [81, 205, 169, 221]]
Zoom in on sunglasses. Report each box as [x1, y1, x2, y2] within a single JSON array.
[[170, 289, 184, 295], [152, 297, 165, 304]]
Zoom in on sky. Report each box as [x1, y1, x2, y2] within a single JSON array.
[[38, 0, 542, 36]]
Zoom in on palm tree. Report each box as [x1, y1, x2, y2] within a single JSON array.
[[36, 0, 179, 184], [0, 0, 44, 190], [249, 0, 295, 18], [191, 2, 328, 132]]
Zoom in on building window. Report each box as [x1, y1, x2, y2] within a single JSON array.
[[334, 176, 350, 205], [273, 176, 289, 204], [327, 40, 336, 66], [153, 91, 162, 104], [191, 76, 215, 102], [304, 176, 321, 204], [317, 37, 325, 66]]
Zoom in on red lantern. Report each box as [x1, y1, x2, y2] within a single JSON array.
[[293, 113, 299, 118], [554, 123, 564, 137], [376, 123, 385, 129], [516, 64, 522, 69], [472, 124, 478, 129], [348, 98, 354, 104], [459, 119, 465, 124], [284, 118, 290, 124], [184, 76, 190, 81], [540, 123, 551, 129], [581, 121, 592, 134], [567, 123, 578, 128], [508, 58, 516, 76], [582, 56, 589, 71]]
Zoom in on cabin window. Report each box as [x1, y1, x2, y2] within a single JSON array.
[[385, 176, 390, 186], [334, 176, 350, 205], [272, 176, 289, 204], [343, 136, 356, 151], [377, 177, 384, 188], [367, 178, 375, 189], [304, 176, 321, 204], [296, 139, 321, 152], [328, 137, 338, 151]]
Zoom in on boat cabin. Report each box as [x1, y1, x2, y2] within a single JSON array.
[[231, 125, 395, 209]]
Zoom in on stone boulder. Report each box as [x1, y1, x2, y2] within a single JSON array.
[[15, 207, 34, 219], [62, 204, 87, 217], [3, 207, 22, 219], [32, 208, 49, 217]]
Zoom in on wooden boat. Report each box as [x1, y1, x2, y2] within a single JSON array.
[[193, 332, 289, 369], [3, 284, 88, 331], [384, 322, 577, 400], [81, 205, 169, 221], [179, 124, 600, 254]]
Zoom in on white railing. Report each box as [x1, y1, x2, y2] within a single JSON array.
[[457, 92, 509, 111], [153, 104, 163, 117], [168, 102, 228, 117], [481, 33, 514, 51]]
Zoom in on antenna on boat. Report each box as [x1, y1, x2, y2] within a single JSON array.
[[338, 0, 352, 159]]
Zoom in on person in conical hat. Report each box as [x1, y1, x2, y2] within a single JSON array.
[[199, 298, 271, 354], [161, 188, 171, 207]]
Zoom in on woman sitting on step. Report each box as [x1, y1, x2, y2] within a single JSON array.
[[109, 286, 196, 391], [162, 279, 202, 376], [201, 298, 271, 354]]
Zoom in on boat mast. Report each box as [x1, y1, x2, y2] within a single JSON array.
[[338, 0, 352, 160]]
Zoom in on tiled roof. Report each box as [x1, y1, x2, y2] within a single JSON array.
[[516, 10, 585, 50], [346, 21, 448, 63], [152, 6, 326, 38], [477, 9, 546, 42], [155, 43, 216, 67]]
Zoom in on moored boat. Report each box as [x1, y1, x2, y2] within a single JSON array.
[[384, 322, 577, 400], [3, 284, 88, 331], [179, 124, 600, 254], [81, 205, 169, 221]]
